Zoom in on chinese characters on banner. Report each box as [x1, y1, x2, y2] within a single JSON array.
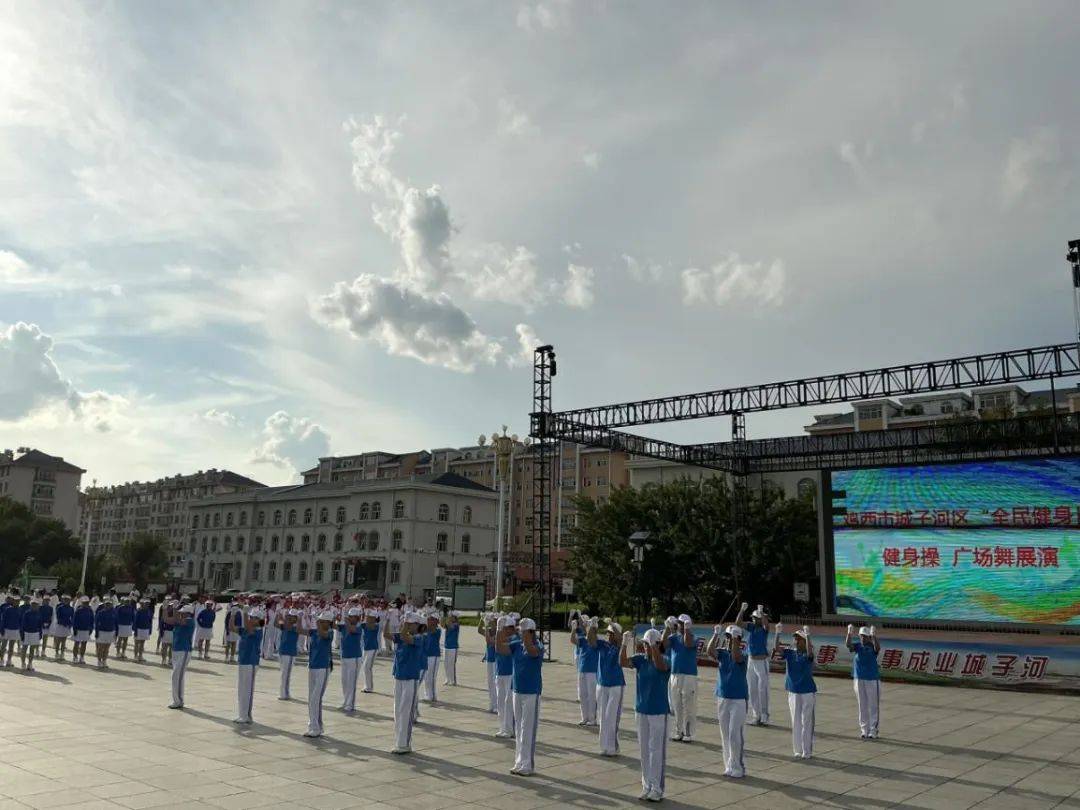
[[842, 505, 1080, 528], [769, 645, 1051, 683], [881, 545, 1059, 568]]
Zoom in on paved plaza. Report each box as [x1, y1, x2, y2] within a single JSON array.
[[1, 632, 1078, 810]]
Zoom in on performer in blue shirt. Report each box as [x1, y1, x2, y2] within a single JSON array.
[[195, 600, 218, 660], [588, 619, 627, 756], [501, 617, 543, 776], [133, 599, 154, 663], [572, 617, 600, 726], [72, 596, 94, 665], [168, 603, 196, 709], [339, 608, 363, 712], [775, 624, 817, 759], [305, 611, 335, 738], [157, 599, 174, 666], [115, 595, 135, 660], [361, 610, 381, 693], [707, 624, 749, 778], [224, 602, 243, 663], [479, 614, 498, 713], [494, 615, 517, 737], [52, 594, 74, 661], [664, 614, 699, 742], [387, 611, 423, 753], [441, 611, 460, 686], [421, 614, 442, 703], [37, 595, 53, 656], [735, 601, 772, 725], [276, 609, 300, 699], [845, 623, 881, 739], [1, 592, 21, 667], [235, 609, 264, 724], [94, 597, 117, 669], [19, 596, 44, 671], [621, 627, 671, 802]]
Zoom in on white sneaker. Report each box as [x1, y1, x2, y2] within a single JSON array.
[[168, 703, 183, 709], [638, 790, 651, 800], [647, 791, 663, 802], [390, 747, 411, 754]]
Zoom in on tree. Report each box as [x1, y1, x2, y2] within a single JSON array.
[[567, 477, 818, 620], [0, 497, 82, 587], [118, 533, 170, 590], [49, 554, 121, 596]]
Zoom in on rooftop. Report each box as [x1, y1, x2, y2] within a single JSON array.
[[0, 448, 85, 474]]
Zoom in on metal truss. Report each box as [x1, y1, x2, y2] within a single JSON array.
[[548, 342, 1080, 429], [531, 346, 556, 654]]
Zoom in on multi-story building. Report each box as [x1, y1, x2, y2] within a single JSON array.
[[80, 469, 265, 571], [0, 448, 85, 532], [184, 472, 496, 602]]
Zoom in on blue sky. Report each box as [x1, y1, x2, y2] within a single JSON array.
[[2, 1, 1079, 486]]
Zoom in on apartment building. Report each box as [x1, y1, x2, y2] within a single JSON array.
[[0, 448, 85, 532]]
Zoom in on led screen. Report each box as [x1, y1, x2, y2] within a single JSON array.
[[831, 458, 1080, 625]]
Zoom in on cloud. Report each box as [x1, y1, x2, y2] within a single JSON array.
[[498, 99, 534, 137], [0, 250, 122, 296], [0, 322, 76, 420], [461, 244, 546, 309], [563, 263, 595, 309], [201, 408, 239, 427], [509, 323, 541, 367], [312, 273, 503, 372], [681, 253, 786, 309], [623, 254, 667, 283], [516, 1, 573, 32], [1002, 128, 1065, 208], [838, 140, 868, 180], [251, 410, 331, 476], [581, 149, 601, 170]]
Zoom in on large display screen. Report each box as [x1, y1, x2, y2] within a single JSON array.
[[829, 458, 1080, 625]]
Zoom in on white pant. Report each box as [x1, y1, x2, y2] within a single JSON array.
[[597, 684, 624, 755], [423, 657, 439, 701], [747, 658, 770, 723], [788, 692, 816, 757], [669, 673, 697, 739], [716, 698, 747, 777], [307, 668, 330, 736], [486, 662, 498, 711], [393, 678, 419, 750], [577, 671, 597, 723], [854, 679, 880, 737], [340, 657, 359, 710], [497, 674, 514, 735], [443, 649, 458, 685], [637, 713, 668, 797], [362, 649, 377, 692], [512, 692, 540, 773], [171, 651, 191, 706], [237, 664, 257, 722], [279, 654, 295, 699]]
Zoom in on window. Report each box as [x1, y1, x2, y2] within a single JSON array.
[[317, 534, 326, 552], [333, 533, 343, 552], [203, 514, 210, 529], [237, 537, 245, 552], [234, 562, 243, 579], [254, 536, 263, 552], [257, 511, 266, 527], [283, 561, 292, 581], [287, 509, 297, 526], [301, 534, 310, 552], [336, 506, 346, 524], [223, 536, 231, 553], [303, 508, 312, 525], [368, 531, 379, 551], [187, 561, 194, 578], [437, 532, 448, 552], [858, 405, 883, 421], [438, 503, 450, 522], [200, 537, 207, 553], [461, 533, 471, 554], [359, 502, 370, 520], [356, 531, 367, 550], [226, 512, 234, 527], [390, 561, 401, 584], [463, 506, 472, 524], [371, 501, 381, 520], [319, 507, 328, 524], [268, 561, 277, 581], [213, 513, 221, 527], [392, 530, 402, 550], [298, 561, 308, 582], [941, 402, 955, 414], [285, 535, 295, 553], [239, 511, 248, 527], [199, 560, 205, 578], [331, 561, 342, 581], [393, 500, 405, 519], [189, 538, 196, 552], [252, 561, 261, 580], [597, 477, 608, 487], [191, 514, 199, 528], [273, 510, 282, 526], [314, 561, 324, 583], [270, 535, 280, 552]]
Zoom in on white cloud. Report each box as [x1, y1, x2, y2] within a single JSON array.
[[498, 99, 534, 137], [838, 140, 867, 180], [313, 274, 503, 372], [582, 149, 601, 170], [201, 408, 239, 427], [510, 323, 541, 367], [0, 322, 76, 420], [516, 1, 573, 32], [460, 244, 546, 309], [1002, 128, 1064, 208], [623, 254, 667, 283], [563, 263, 595, 309], [0, 250, 122, 296], [681, 253, 786, 309], [251, 410, 331, 477]]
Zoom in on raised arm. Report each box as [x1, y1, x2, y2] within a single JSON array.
[[772, 622, 785, 652], [844, 623, 855, 651], [619, 631, 634, 668], [586, 620, 598, 648], [869, 625, 880, 654], [735, 601, 748, 626], [705, 624, 722, 659], [495, 626, 512, 656], [649, 640, 670, 672]]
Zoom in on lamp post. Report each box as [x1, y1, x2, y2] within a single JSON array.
[[79, 479, 97, 594], [628, 531, 653, 623], [491, 427, 516, 605]]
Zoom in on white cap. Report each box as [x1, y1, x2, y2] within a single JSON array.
[[204, 599, 213, 606], [30, 597, 41, 604], [180, 604, 195, 614], [317, 611, 335, 622], [678, 614, 692, 624], [249, 608, 265, 620], [858, 626, 872, 636], [607, 621, 623, 634], [288, 608, 300, 616], [793, 628, 808, 639], [405, 612, 424, 625], [518, 618, 536, 631], [450, 610, 461, 617], [725, 624, 743, 638], [643, 628, 662, 645], [347, 608, 362, 617], [665, 615, 676, 626], [750, 608, 765, 619]]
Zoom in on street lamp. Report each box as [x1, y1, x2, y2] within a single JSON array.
[[490, 426, 516, 604], [628, 531, 653, 622]]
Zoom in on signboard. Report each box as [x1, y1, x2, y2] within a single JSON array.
[[113, 582, 135, 594], [147, 582, 167, 595], [562, 578, 574, 596], [828, 458, 1080, 625], [178, 582, 199, 595], [29, 577, 58, 592], [793, 582, 809, 602], [452, 582, 487, 611]]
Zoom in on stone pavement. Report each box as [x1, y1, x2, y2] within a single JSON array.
[[1, 631, 1078, 810]]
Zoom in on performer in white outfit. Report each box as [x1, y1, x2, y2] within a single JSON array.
[[361, 610, 380, 692], [441, 611, 460, 686], [494, 615, 517, 737], [735, 602, 772, 725], [587, 620, 626, 757], [775, 624, 817, 759], [706, 624, 749, 778], [234, 608, 264, 724], [304, 612, 335, 738], [663, 614, 699, 742], [388, 611, 424, 754], [622, 627, 670, 802], [276, 609, 301, 699], [845, 624, 882, 739]]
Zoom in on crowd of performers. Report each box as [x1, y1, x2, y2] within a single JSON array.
[[1, 590, 883, 804]]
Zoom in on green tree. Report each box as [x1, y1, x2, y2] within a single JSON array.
[[118, 533, 170, 590], [0, 496, 82, 587], [49, 554, 121, 596]]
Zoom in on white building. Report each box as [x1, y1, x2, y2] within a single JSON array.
[[185, 472, 497, 602], [0, 448, 85, 532]]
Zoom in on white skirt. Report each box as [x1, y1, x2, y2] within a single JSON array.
[[74, 629, 91, 643], [195, 626, 213, 641], [118, 625, 133, 638], [21, 632, 41, 647], [2, 629, 19, 642], [226, 632, 240, 643], [96, 630, 116, 644], [161, 630, 174, 645], [51, 625, 71, 639], [135, 628, 151, 640]]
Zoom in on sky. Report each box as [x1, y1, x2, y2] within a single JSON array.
[[1, 1, 1079, 487]]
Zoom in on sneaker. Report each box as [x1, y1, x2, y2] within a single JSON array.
[[168, 703, 183, 709], [390, 747, 411, 754], [681, 736, 693, 743], [512, 769, 533, 777], [303, 731, 321, 738], [669, 734, 683, 742], [647, 791, 663, 802], [638, 790, 651, 801], [576, 720, 589, 726]]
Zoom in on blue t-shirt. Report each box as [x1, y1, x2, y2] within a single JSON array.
[[744, 624, 769, 656], [425, 627, 442, 658], [172, 621, 195, 652], [134, 607, 153, 630], [667, 634, 698, 676], [95, 607, 117, 632], [39, 603, 54, 625], [782, 649, 817, 694], [510, 638, 544, 694], [575, 632, 600, 674], [116, 604, 135, 626], [483, 641, 497, 663], [496, 640, 515, 677], [308, 630, 334, 670], [238, 626, 263, 666], [196, 608, 216, 628], [362, 624, 380, 652], [73, 606, 94, 631], [340, 624, 362, 659], [392, 633, 422, 681], [444, 624, 460, 649], [851, 642, 880, 680], [2, 604, 22, 630], [279, 627, 299, 656], [595, 639, 626, 687], [55, 604, 74, 627], [716, 649, 749, 700], [21, 609, 43, 633], [632, 654, 670, 715]]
